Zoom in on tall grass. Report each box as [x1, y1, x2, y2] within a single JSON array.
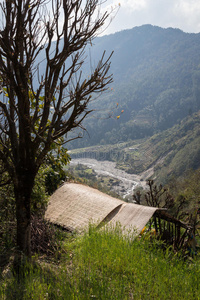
[[0, 225, 199, 299]]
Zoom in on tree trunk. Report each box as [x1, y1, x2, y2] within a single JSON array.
[[15, 192, 31, 257], [14, 171, 35, 258]]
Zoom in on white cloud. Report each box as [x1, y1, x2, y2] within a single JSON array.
[[103, 0, 146, 14], [119, 0, 146, 11], [102, 0, 200, 35], [168, 0, 200, 32], [175, 0, 200, 14]]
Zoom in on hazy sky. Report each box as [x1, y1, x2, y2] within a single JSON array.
[[102, 0, 200, 35]]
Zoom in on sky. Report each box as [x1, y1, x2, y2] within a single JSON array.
[[101, 0, 200, 35]]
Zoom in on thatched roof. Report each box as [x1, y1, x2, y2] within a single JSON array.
[[45, 182, 159, 234], [45, 182, 123, 231], [108, 203, 159, 234]]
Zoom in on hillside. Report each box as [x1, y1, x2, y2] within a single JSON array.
[[68, 25, 200, 148], [1, 227, 200, 299], [70, 111, 200, 184]]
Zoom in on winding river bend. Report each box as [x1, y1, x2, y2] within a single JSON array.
[[70, 158, 153, 199]]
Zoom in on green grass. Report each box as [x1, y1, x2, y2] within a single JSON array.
[[0, 225, 200, 299]]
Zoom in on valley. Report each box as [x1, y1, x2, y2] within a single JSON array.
[[69, 158, 153, 200], [1, 3, 200, 297], [68, 110, 200, 190], [66, 25, 200, 190]]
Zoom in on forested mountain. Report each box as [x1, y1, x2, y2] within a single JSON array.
[[68, 25, 200, 148]]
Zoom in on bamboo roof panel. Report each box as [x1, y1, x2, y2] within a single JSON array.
[[45, 182, 123, 231], [108, 203, 158, 234]]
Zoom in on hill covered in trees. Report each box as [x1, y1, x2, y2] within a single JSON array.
[[69, 25, 200, 148]]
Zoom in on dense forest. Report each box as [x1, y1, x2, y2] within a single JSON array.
[[68, 25, 200, 148]]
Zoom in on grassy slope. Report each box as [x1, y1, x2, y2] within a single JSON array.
[[1, 226, 199, 299]]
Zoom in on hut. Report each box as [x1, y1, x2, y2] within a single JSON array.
[[45, 182, 189, 248]]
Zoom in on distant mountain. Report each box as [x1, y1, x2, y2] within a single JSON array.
[[68, 25, 200, 148]]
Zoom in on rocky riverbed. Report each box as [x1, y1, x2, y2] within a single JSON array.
[[70, 158, 154, 200]]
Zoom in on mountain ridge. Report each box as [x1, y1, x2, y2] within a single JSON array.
[[68, 24, 200, 148]]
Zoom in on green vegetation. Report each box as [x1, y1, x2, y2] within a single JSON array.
[[167, 168, 200, 222], [1, 226, 200, 299], [70, 111, 200, 184], [0, 157, 68, 267], [1, 18, 200, 299], [0, 0, 113, 259], [69, 25, 200, 149], [66, 164, 122, 199], [0, 139, 199, 299]]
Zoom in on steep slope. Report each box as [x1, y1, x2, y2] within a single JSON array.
[[69, 25, 200, 148], [70, 111, 200, 184]]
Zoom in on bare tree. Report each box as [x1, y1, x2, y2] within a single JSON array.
[[0, 0, 113, 258], [144, 180, 174, 209]]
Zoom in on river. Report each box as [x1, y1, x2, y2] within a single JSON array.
[[70, 158, 153, 200]]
